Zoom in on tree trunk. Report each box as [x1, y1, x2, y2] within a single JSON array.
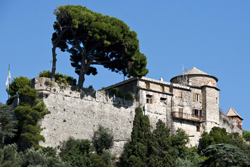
[[51, 47, 57, 81], [78, 72, 85, 88], [78, 57, 87, 88]]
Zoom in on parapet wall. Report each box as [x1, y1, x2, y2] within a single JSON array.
[[33, 77, 138, 155]]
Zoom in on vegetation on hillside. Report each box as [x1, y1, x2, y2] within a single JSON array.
[[2, 81, 250, 166]]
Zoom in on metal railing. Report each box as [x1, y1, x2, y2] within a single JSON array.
[[172, 111, 203, 122]]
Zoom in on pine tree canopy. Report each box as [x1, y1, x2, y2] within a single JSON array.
[[51, 5, 148, 87]]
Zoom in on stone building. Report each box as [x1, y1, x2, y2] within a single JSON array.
[[32, 67, 243, 154], [106, 67, 243, 147]]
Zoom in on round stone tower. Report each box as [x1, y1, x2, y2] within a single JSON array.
[[170, 67, 220, 133]]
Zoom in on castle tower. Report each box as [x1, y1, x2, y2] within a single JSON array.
[[171, 67, 220, 133], [226, 107, 243, 130]]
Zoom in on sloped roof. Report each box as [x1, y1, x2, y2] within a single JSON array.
[[225, 107, 243, 120], [182, 67, 208, 75], [170, 67, 218, 82]]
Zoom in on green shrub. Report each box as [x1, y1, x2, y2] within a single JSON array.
[[108, 87, 134, 100], [92, 125, 114, 155], [59, 137, 93, 167], [125, 93, 133, 100], [100, 87, 106, 91], [109, 88, 123, 97], [39, 70, 76, 86]]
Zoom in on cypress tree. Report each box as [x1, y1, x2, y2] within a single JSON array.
[[126, 107, 152, 167], [148, 119, 176, 167]]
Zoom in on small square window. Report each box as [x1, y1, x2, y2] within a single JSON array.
[[160, 97, 166, 106], [146, 95, 152, 104], [179, 108, 183, 113]]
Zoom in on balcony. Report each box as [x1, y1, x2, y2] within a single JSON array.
[[172, 111, 203, 122]]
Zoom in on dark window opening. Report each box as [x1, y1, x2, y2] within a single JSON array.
[[160, 97, 167, 105], [196, 126, 200, 132], [146, 95, 152, 104]]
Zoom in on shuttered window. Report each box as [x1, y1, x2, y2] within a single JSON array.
[[193, 93, 202, 102], [179, 92, 183, 98], [193, 109, 202, 116], [145, 82, 150, 89]]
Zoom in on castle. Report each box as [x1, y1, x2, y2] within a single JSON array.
[[106, 67, 243, 147], [34, 67, 243, 154]]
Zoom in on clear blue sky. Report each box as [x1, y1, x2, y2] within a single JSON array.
[[1, 1, 250, 130]]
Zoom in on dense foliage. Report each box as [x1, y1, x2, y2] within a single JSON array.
[[0, 103, 17, 148], [120, 107, 177, 167], [52, 5, 148, 87], [6, 76, 50, 150], [149, 119, 176, 167], [108, 87, 133, 100], [171, 128, 190, 159], [200, 127, 232, 149], [127, 107, 152, 166], [59, 137, 94, 166], [200, 144, 250, 167], [39, 70, 77, 86], [243, 129, 250, 142], [0, 144, 70, 167], [92, 125, 114, 155]]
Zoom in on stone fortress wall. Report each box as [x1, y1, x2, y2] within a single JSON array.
[[33, 70, 242, 155], [34, 77, 165, 155]]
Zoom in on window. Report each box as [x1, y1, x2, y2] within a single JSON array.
[[178, 105, 184, 112], [170, 84, 173, 93], [193, 93, 202, 102], [179, 91, 183, 98], [196, 126, 200, 132], [145, 82, 150, 89], [179, 108, 183, 113], [195, 93, 200, 102], [193, 109, 202, 117], [161, 85, 165, 92], [160, 97, 167, 106], [146, 95, 152, 104]]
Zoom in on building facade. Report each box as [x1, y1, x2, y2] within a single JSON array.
[[106, 67, 243, 147]]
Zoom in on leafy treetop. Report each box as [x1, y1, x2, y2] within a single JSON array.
[[200, 127, 232, 149], [52, 5, 148, 87]]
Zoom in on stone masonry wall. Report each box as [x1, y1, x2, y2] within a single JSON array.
[[34, 77, 175, 155], [219, 113, 242, 135], [34, 77, 137, 155]]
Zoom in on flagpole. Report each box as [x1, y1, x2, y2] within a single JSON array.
[[7, 64, 10, 99]]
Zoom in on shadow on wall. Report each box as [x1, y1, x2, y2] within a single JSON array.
[[70, 86, 135, 109]]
